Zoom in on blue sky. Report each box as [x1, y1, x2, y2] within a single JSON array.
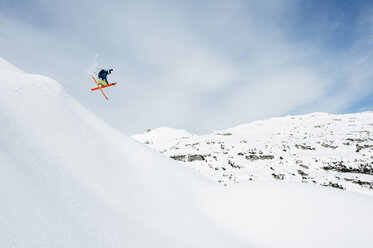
[[0, 0, 372, 134]]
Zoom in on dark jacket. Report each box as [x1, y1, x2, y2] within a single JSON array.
[[98, 69, 109, 80]]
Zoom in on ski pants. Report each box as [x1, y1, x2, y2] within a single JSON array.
[[98, 77, 109, 85]]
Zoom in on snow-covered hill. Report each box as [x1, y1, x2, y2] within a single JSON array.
[[0, 58, 240, 248], [133, 112, 373, 195], [1, 57, 373, 248]]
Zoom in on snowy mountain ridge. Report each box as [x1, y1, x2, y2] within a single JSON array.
[[133, 111, 373, 195]]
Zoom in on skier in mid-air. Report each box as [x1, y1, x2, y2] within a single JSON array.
[[97, 69, 113, 86], [90, 68, 117, 100]]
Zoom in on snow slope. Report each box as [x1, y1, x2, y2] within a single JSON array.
[[1, 57, 373, 248], [0, 57, 23, 73], [133, 112, 373, 195], [0, 59, 246, 248]]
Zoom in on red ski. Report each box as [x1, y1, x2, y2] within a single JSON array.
[[91, 82, 117, 91], [91, 75, 117, 100]]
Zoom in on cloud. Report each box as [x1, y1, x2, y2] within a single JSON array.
[[0, 0, 372, 134]]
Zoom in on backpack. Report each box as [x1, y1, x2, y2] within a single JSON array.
[[98, 69, 106, 78]]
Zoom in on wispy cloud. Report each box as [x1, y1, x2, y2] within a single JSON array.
[[0, 0, 372, 134]]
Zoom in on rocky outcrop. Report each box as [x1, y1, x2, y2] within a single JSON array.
[[187, 154, 205, 162], [322, 162, 373, 175], [133, 112, 373, 195], [295, 144, 315, 150]]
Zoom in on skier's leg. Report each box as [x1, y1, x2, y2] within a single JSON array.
[[97, 78, 105, 86]]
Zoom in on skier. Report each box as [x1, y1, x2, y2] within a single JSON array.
[[97, 69, 113, 86]]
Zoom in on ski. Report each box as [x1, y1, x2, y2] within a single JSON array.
[[91, 75, 109, 100], [91, 82, 117, 91]]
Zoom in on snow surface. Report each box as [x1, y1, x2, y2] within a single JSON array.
[[0, 57, 23, 73], [133, 112, 373, 195], [1, 57, 373, 248]]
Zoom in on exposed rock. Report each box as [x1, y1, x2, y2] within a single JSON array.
[[322, 182, 345, 190], [272, 173, 285, 180], [215, 132, 233, 136], [297, 164, 309, 169], [245, 155, 259, 161], [344, 178, 373, 189], [259, 155, 274, 160], [322, 162, 373, 175], [187, 154, 205, 162], [228, 160, 241, 169], [297, 170, 308, 177], [295, 144, 315, 150], [356, 144, 373, 152], [353, 180, 373, 189], [321, 143, 338, 149], [346, 138, 364, 143], [170, 155, 186, 161]]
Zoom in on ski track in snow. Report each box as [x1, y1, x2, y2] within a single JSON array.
[[1, 57, 373, 248]]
